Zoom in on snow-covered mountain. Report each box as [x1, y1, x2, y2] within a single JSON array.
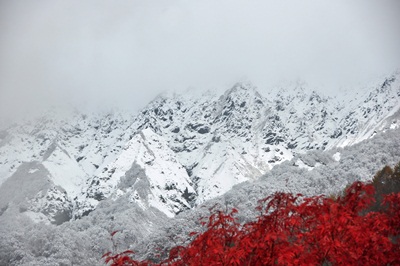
[[0, 72, 399, 224]]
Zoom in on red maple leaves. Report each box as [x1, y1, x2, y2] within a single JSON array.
[[103, 181, 400, 266]]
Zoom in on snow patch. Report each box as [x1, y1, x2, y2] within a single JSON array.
[[332, 152, 341, 162], [24, 211, 51, 225], [28, 168, 39, 174], [390, 121, 398, 129], [296, 159, 314, 171]]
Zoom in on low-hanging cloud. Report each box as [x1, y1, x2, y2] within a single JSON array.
[[0, 0, 399, 120]]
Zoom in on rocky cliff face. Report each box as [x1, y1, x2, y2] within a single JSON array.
[[0, 73, 399, 223]]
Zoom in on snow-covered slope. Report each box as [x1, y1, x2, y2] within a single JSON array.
[[78, 128, 195, 218], [0, 72, 399, 223]]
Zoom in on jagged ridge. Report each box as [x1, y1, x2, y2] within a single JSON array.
[[0, 73, 399, 223]]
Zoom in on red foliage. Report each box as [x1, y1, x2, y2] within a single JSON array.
[[103, 181, 400, 266]]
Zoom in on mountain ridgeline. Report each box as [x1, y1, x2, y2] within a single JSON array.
[[0, 73, 399, 224]]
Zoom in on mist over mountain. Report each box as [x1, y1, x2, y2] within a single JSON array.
[[0, 72, 400, 264], [0, 72, 399, 220]]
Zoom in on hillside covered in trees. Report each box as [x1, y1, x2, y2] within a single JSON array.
[[103, 163, 400, 265]]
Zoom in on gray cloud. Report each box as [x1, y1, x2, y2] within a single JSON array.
[[1, 0, 399, 120]]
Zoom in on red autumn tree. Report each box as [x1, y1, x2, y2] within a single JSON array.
[[104, 179, 400, 266]]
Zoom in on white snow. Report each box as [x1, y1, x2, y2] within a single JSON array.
[[0, 72, 399, 219], [42, 146, 87, 198], [332, 152, 341, 162], [390, 121, 399, 129], [24, 211, 51, 225], [296, 159, 314, 171], [28, 169, 39, 174]]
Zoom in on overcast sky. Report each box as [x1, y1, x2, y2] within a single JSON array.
[[0, 0, 399, 118]]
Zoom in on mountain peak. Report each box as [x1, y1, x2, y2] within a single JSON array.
[[1, 74, 400, 223], [222, 81, 263, 103], [228, 80, 256, 92]]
